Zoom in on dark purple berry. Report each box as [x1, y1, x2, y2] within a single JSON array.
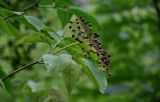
[[79, 16, 83, 19], [108, 73, 111, 76], [81, 18, 85, 22], [80, 40, 83, 43], [72, 30, 76, 32], [82, 48, 85, 52], [77, 26, 80, 29], [72, 35, 75, 38], [75, 37, 79, 41], [69, 21, 73, 23]]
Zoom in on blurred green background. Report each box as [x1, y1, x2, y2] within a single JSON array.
[[0, 0, 160, 102]]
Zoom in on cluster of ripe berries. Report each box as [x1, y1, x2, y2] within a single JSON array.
[[69, 16, 111, 76]]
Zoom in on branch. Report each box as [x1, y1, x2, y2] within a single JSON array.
[[153, 0, 160, 26], [3, 0, 40, 20], [2, 60, 40, 81]]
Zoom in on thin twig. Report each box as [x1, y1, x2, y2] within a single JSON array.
[[3, 0, 40, 20], [53, 42, 79, 54], [2, 60, 40, 81], [48, 38, 65, 53]]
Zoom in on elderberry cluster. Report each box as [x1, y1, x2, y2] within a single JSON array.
[[69, 16, 111, 76]]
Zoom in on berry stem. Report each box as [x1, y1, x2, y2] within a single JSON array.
[[53, 42, 79, 54]]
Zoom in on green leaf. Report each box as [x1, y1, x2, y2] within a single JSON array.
[[0, 17, 20, 35], [48, 31, 63, 41], [82, 58, 107, 93], [0, 70, 6, 78], [24, 15, 44, 31], [0, 7, 14, 17], [0, 69, 12, 93], [16, 32, 53, 45], [43, 54, 81, 92], [5, 21, 20, 35], [39, 0, 53, 5], [70, 8, 100, 31], [55, 0, 73, 7], [0, 79, 6, 93], [43, 54, 72, 71], [27, 80, 44, 92], [57, 8, 72, 28], [0, 17, 11, 35], [56, 30, 65, 37], [43, 54, 59, 72], [61, 57, 81, 93]]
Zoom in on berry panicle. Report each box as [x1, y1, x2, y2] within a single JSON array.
[[69, 16, 111, 76]]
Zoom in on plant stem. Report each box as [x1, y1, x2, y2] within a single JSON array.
[[3, 0, 40, 20], [2, 60, 40, 81], [48, 38, 65, 53], [53, 42, 79, 54]]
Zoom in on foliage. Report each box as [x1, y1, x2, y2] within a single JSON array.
[[0, 0, 160, 102]]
